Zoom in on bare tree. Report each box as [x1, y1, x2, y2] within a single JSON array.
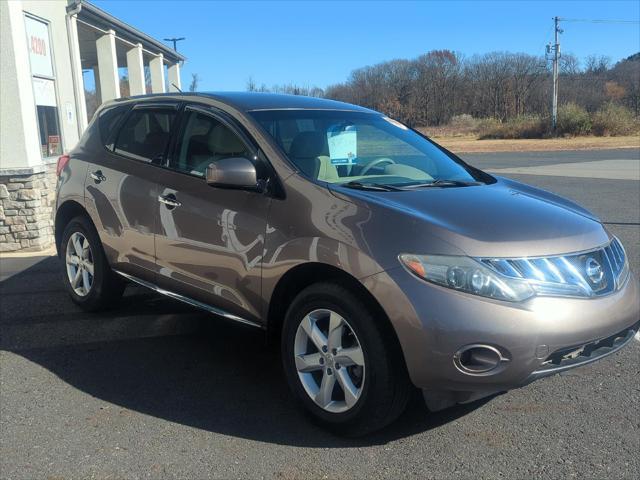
[[560, 54, 581, 75], [324, 49, 639, 126], [246, 76, 257, 92], [244, 80, 324, 96], [189, 73, 200, 92], [585, 55, 611, 74], [119, 75, 130, 98]]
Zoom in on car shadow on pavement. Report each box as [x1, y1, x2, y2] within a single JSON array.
[[1, 256, 492, 447]]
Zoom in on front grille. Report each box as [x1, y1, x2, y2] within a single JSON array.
[[480, 238, 628, 298], [536, 321, 639, 373]]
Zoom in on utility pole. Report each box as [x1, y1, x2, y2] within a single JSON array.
[[548, 17, 562, 132], [163, 37, 185, 51]]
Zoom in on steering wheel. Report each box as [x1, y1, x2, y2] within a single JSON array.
[[359, 157, 396, 176]]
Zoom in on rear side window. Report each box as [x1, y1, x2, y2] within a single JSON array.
[[98, 105, 128, 148], [114, 108, 176, 162]]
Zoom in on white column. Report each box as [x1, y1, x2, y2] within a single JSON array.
[[149, 53, 165, 93], [96, 29, 120, 101], [126, 43, 145, 96], [167, 62, 181, 92], [67, 14, 88, 132]]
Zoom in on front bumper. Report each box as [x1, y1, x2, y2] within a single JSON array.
[[363, 266, 640, 395], [523, 319, 638, 384]]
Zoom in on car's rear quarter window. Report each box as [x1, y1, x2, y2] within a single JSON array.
[[98, 105, 128, 148]]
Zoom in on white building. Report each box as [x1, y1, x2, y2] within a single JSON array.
[[0, 0, 184, 251]]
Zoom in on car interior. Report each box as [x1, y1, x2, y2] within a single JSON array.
[[177, 112, 249, 176], [114, 110, 175, 162], [286, 128, 432, 184]]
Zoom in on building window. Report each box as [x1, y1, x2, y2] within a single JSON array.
[[32, 77, 62, 157], [24, 14, 62, 158]]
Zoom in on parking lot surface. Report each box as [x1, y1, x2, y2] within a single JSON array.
[[1, 148, 639, 479]]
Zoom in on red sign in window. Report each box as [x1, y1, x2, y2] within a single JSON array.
[[31, 36, 46, 56]]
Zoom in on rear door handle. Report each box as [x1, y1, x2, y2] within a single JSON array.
[[90, 170, 107, 183], [158, 194, 181, 209]]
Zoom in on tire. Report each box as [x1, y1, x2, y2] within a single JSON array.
[[281, 282, 411, 436], [60, 214, 125, 311]]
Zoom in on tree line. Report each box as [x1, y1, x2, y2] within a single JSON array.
[[248, 50, 640, 128]]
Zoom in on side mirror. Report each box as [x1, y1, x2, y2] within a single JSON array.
[[206, 157, 259, 190]]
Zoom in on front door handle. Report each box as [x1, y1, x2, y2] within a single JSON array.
[[90, 170, 107, 183], [158, 194, 181, 209]]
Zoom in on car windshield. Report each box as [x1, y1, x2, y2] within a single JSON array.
[[250, 109, 485, 187]]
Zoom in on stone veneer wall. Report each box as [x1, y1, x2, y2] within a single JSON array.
[[0, 164, 57, 252]]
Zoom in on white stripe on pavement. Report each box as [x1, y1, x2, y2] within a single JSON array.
[[489, 159, 640, 180]]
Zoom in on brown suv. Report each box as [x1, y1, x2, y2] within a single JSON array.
[[55, 93, 639, 435]]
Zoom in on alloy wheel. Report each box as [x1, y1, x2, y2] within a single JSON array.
[[65, 232, 94, 297], [294, 308, 365, 413]]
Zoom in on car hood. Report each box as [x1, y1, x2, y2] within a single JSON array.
[[329, 176, 610, 259]]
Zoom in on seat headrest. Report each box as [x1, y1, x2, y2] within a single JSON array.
[[289, 131, 328, 159], [210, 124, 245, 156], [187, 135, 213, 157]]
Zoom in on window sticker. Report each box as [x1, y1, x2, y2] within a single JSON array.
[[327, 124, 357, 165]]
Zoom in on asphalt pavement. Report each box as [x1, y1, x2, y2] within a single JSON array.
[[1, 148, 639, 479]]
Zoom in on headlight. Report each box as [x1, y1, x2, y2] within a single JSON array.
[[399, 254, 535, 302], [612, 237, 630, 288]]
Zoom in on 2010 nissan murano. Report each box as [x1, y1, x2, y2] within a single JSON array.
[[55, 92, 639, 436]]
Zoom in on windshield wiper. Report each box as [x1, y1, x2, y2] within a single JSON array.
[[401, 179, 482, 189], [342, 181, 403, 192]]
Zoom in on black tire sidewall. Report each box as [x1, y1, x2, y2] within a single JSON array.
[[60, 215, 116, 310], [282, 283, 403, 433]]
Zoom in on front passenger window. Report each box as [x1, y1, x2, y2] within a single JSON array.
[[172, 111, 250, 177]]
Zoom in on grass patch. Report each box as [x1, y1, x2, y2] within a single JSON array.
[[478, 115, 548, 139], [557, 103, 591, 136], [419, 104, 639, 140], [591, 102, 639, 136]]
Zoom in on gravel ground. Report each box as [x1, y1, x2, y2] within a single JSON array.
[[1, 149, 638, 479]]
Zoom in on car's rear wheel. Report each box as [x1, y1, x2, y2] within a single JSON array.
[[60, 215, 125, 311], [282, 282, 411, 436]]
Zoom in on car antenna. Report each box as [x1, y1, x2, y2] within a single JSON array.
[[171, 83, 182, 93]]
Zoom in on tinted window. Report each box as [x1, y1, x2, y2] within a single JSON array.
[[114, 109, 176, 162], [171, 110, 250, 177], [98, 105, 128, 147]]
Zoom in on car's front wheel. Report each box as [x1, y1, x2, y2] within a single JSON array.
[[60, 215, 125, 311], [282, 282, 411, 436]]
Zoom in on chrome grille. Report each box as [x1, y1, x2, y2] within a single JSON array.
[[479, 238, 628, 298]]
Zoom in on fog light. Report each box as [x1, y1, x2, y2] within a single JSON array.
[[454, 344, 509, 375]]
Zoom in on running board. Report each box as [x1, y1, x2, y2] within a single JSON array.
[[113, 269, 263, 329]]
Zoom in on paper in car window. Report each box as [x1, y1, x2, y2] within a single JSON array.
[[327, 124, 357, 165]]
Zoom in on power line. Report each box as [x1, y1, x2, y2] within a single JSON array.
[[559, 18, 640, 24], [537, 23, 554, 55]]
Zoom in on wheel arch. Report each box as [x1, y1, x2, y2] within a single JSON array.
[[266, 262, 406, 364], [54, 200, 92, 256]]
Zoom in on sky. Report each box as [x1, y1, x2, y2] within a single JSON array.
[[93, 0, 640, 92]]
